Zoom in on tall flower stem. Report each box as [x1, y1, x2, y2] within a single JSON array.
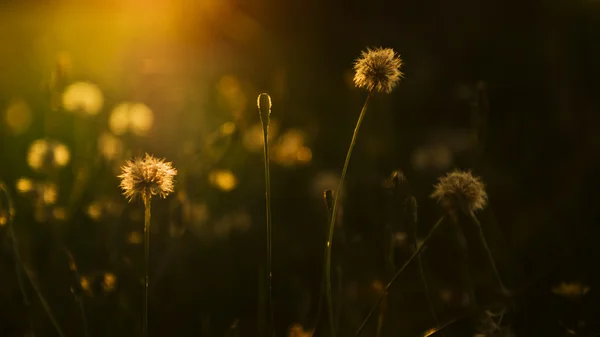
[[354, 215, 446, 337], [325, 91, 372, 337], [1, 182, 65, 337], [468, 213, 508, 294], [143, 193, 152, 337], [258, 93, 274, 336]]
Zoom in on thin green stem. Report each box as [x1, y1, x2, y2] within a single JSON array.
[[326, 91, 372, 337], [468, 213, 508, 294], [262, 125, 274, 337], [354, 215, 446, 337], [143, 194, 152, 337], [1, 182, 65, 337]]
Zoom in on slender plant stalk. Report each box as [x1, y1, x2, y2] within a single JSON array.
[[354, 215, 446, 337], [143, 194, 152, 337], [262, 126, 274, 337], [258, 93, 274, 337], [409, 218, 440, 327], [326, 91, 372, 337], [0, 183, 66, 337], [313, 191, 334, 331], [451, 220, 478, 308], [468, 213, 508, 294]]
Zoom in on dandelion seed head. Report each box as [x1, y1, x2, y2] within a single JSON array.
[[430, 170, 487, 214], [353, 47, 403, 93], [118, 153, 177, 202]]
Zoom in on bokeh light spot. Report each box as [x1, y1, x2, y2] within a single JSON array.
[[62, 82, 104, 115], [5, 99, 32, 134], [16, 178, 33, 193], [209, 169, 238, 191], [109, 102, 154, 136]]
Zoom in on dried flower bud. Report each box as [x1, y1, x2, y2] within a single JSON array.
[[257, 93, 272, 129]]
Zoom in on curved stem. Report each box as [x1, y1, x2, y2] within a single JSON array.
[[354, 215, 446, 337], [143, 194, 152, 337], [262, 125, 274, 337], [468, 213, 508, 294], [325, 91, 372, 337]]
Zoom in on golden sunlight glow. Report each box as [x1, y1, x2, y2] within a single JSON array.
[[209, 169, 238, 191], [16, 178, 33, 194], [62, 82, 104, 115], [5, 99, 32, 134], [109, 102, 154, 136]]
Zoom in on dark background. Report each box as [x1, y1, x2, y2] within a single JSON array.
[[0, 0, 599, 336]]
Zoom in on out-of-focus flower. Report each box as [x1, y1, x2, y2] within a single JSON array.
[[5, 98, 32, 134], [16, 178, 34, 194], [109, 102, 154, 136], [552, 282, 590, 299], [411, 144, 453, 171], [430, 170, 487, 214], [126, 231, 143, 245], [272, 129, 312, 167], [208, 169, 238, 192], [288, 324, 314, 337], [119, 154, 177, 202], [217, 75, 247, 117], [27, 139, 71, 172], [353, 47, 403, 93], [98, 132, 124, 161], [242, 121, 279, 152], [62, 82, 104, 115], [86, 197, 123, 221], [103, 272, 117, 293]]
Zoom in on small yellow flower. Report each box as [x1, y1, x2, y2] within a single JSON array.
[[430, 170, 487, 214], [353, 47, 404, 93], [118, 153, 177, 202]]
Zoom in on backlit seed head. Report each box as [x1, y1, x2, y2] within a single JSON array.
[[353, 47, 404, 93], [118, 153, 177, 203]]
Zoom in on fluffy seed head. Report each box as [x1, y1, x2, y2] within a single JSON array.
[[118, 153, 177, 202], [430, 170, 487, 214], [353, 47, 404, 93]]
